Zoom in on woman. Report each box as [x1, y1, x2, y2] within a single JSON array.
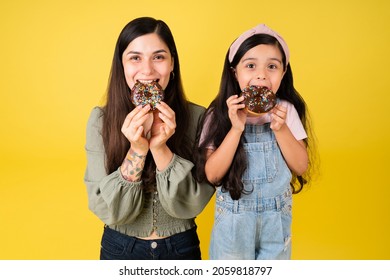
[[84, 17, 214, 260]]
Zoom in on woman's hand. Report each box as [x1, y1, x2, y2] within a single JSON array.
[[226, 95, 247, 132], [121, 105, 151, 154], [149, 102, 176, 151]]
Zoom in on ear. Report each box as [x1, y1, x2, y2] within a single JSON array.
[[171, 57, 174, 72], [230, 67, 237, 80], [281, 66, 287, 79], [282, 63, 288, 77]]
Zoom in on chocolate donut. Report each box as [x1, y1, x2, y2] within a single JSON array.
[[130, 80, 164, 110], [241, 85, 276, 115]]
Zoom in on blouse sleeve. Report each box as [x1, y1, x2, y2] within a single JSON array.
[[83, 107, 144, 226], [156, 154, 215, 219]]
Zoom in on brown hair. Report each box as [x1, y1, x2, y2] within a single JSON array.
[[102, 17, 192, 192]]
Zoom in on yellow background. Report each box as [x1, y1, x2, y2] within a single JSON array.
[[1, 0, 389, 260]]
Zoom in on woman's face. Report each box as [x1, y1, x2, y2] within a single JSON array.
[[122, 33, 174, 90], [235, 43, 285, 94]]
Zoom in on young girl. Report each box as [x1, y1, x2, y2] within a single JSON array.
[[195, 24, 316, 259]]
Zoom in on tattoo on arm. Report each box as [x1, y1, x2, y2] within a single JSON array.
[[120, 148, 146, 182]]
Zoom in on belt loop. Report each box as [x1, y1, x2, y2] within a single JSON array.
[[233, 200, 239, 213], [275, 196, 281, 211], [127, 236, 136, 253], [165, 238, 172, 254]]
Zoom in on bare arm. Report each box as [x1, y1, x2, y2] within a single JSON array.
[[205, 128, 243, 184], [271, 105, 308, 175], [120, 147, 147, 181], [274, 126, 308, 175], [120, 105, 151, 181], [205, 95, 246, 184], [149, 102, 175, 171]]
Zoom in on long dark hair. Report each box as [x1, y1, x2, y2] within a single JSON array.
[[195, 34, 317, 200], [102, 17, 191, 191]]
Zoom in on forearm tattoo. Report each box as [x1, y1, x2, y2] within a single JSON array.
[[120, 148, 146, 182]]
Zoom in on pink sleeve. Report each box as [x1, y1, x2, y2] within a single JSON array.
[[199, 111, 216, 150], [280, 100, 308, 140]]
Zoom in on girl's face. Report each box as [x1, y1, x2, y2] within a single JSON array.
[[235, 44, 285, 93], [122, 33, 174, 90]]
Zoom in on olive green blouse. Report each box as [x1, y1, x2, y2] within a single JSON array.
[[84, 103, 215, 237]]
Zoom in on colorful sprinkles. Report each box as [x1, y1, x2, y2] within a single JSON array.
[[130, 81, 164, 110], [241, 85, 276, 114]]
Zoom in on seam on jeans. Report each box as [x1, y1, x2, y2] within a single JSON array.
[[127, 237, 136, 254], [283, 236, 291, 252]]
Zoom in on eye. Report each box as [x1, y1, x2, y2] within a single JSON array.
[[129, 55, 141, 62], [268, 64, 278, 70], [245, 63, 255, 69], [153, 54, 166, 61]]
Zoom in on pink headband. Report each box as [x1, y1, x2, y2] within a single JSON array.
[[228, 24, 290, 66]]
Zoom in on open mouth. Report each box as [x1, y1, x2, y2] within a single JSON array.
[[137, 79, 159, 84], [249, 85, 269, 90]]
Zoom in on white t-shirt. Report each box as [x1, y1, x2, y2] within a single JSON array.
[[200, 100, 307, 149]]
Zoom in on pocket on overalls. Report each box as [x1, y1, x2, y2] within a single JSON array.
[[243, 141, 278, 183]]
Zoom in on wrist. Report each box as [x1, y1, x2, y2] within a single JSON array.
[[271, 122, 287, 133], [230, 126, 244, 135], [129, 146, 148, 157], [150, 145, 173, 171], [150, 144, 170, 157], [121, 147, 147, 182]]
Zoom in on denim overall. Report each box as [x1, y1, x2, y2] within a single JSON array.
[[209, 123, 293, 260]]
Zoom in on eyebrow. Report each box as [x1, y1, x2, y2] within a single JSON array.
[[125, 49, 168, 56]]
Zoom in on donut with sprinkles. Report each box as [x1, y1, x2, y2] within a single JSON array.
[[130, 80, 164, 110], [241, 85, 276, 115]]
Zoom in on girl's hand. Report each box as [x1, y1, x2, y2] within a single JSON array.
[[149, 102, 176, 150], [226, 95, 247, 132], [121, 105, 151, 154], [270, 104, 287, 131]]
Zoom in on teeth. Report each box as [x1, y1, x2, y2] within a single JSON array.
[[137, 79, 157, 84]]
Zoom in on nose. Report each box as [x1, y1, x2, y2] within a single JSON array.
[[142, 60, 154, 75], [256, 71, 266, 80]]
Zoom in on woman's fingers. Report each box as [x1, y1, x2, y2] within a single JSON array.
[[155, 102, 176, 132]]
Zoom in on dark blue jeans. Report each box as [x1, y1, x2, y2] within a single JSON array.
[[100, 226, 202, 260]]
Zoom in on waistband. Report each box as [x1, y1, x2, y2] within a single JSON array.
[[103, 225, 198, 245], [215, 188, 292, 213]]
